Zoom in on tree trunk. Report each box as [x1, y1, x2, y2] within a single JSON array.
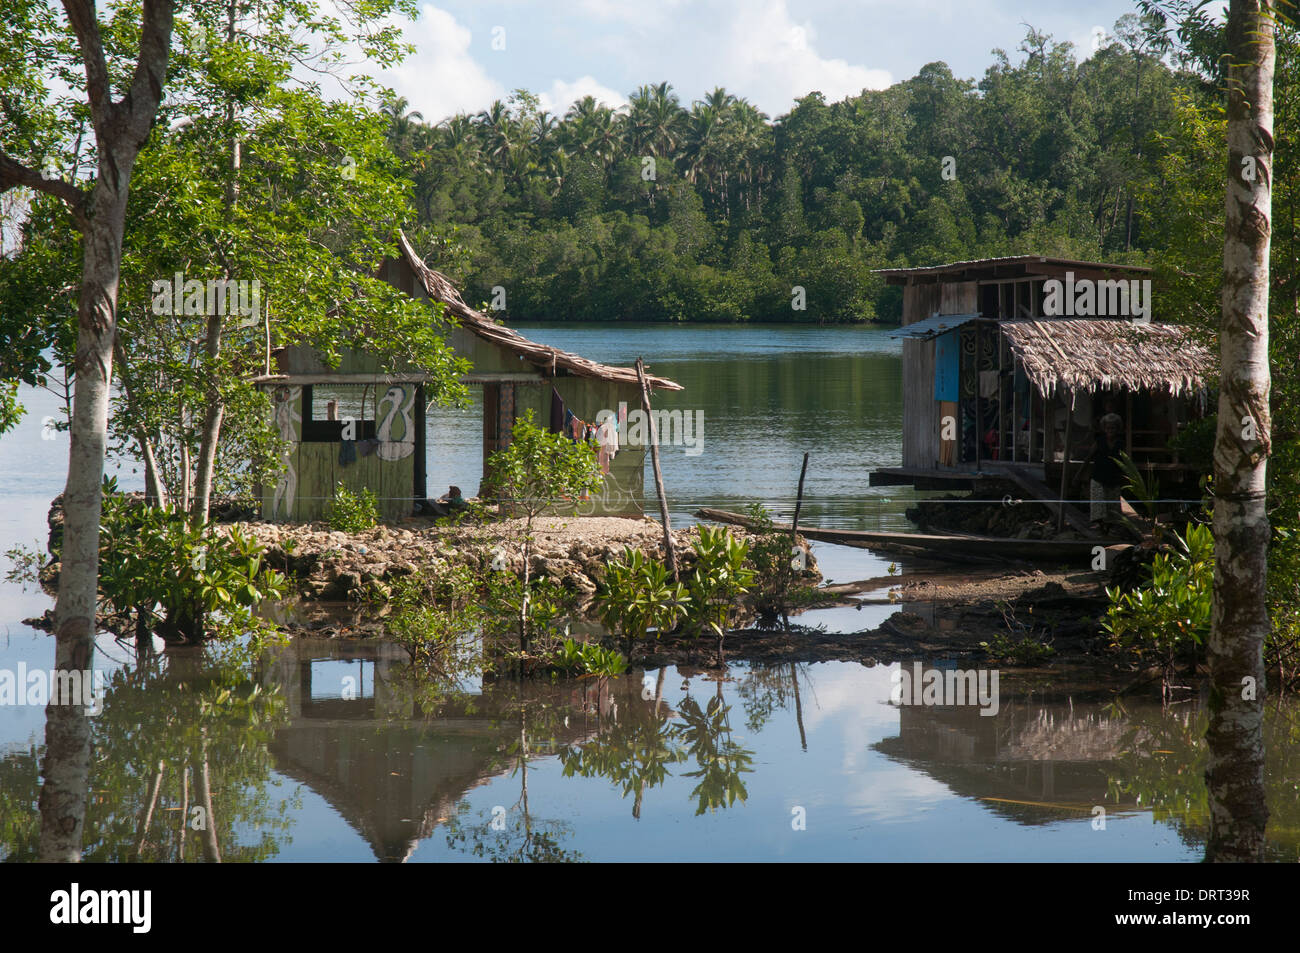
[[190, 311, 225, 520], [1206, 0, 1275, 864], [113, 333, 168, 507], [39, 205, 129, 862], [34, 0, 175, 863]]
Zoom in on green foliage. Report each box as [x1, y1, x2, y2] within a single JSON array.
[[484, 408, 604, 518], [686, 526, 756, 656], [326, 483, 379, 532], [385, 21, 1188, 326], [385, 568, 481, 677], [96, 486, 286, 645], [551, 638, 629, 678], [1115, 451, 1160, 518], [591, 547, 690, 657], [0, 0, 468, 508], [979, 633, 1056, 664], [1103, 522, 1214, 671], [483, 408, 603, 651], [740, 501, 816, 613]]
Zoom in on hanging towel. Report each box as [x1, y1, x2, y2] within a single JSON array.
[[979, 370, 1000, 398], [338, 439, 357, 466], [596, 417, 618, 473], [549, 386, 566, 434], [357, 437, 381, 458], [564, 409, 579, 442]]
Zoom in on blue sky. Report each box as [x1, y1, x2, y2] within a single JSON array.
[[371, 0, 1152, 122]]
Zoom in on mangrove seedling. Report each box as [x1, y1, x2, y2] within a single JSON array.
[[592, 547, 691, 660]]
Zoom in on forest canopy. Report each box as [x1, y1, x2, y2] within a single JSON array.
[[393, 15, 1193, 324]]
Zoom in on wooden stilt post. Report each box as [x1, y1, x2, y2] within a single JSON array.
[[791, 452, 809, 542], [1057, 391, 1074, 533], [636, 358, 677, 580]]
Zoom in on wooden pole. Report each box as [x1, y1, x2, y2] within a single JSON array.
[[791, 451, 809, 541], [1057, 391, 1074, 533], [636, 358, 677, 580]]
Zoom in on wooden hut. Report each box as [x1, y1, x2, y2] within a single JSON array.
[[253, 232, 682, 521], [868, 256, 1215, 514]]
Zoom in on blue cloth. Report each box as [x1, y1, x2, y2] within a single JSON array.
[[934, 330, 960, 402]]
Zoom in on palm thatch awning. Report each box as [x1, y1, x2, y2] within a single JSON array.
[[1000, 319, 1214, 398], [397, 231, 683, 392]]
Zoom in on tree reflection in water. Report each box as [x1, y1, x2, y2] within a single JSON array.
[[556, 672, 757, 818], [1, 646, 294, 862]]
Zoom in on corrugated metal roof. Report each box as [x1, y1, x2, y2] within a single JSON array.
[[888, 312, 982, 339], [873, 256, 1152, 279]]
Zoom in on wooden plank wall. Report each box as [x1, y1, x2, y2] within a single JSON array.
[[261, 385, 416, 522], [902, 280, 978, 469], [902, 283, 941, 468]]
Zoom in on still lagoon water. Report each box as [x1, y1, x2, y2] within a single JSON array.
[[2, 324, 1296, 861]]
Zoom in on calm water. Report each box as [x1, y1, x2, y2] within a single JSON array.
[[2, 323, 1297, 862]]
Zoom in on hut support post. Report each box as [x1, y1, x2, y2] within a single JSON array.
[[636, 358, 677, 580], [1057, 390, 1075, 533]]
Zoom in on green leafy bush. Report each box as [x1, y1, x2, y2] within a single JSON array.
[[326, 483, 379, 532], [686, 526, 755, 660], [551, 637, 629, 677], [1103, 522, 1213, 675], [482, 409, 604, 649], [98, 488, 285, 645], [592, 547, 690, 659]]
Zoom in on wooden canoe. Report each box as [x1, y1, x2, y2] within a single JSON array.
[[695, 508, 1124, 565]]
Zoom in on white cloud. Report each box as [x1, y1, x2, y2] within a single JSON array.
[[383, 4, 505, 122], [537, 76, 628, 115], [716, 0, 891, 111]]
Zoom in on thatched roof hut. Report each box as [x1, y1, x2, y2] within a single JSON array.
[[999, 319, 1214, 399]]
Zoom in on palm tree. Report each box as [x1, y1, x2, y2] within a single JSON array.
[[625, 82, 686, 158], [477, 99, 518, 169], [564, 96, 620, 168], [383, 96, 424, 155]]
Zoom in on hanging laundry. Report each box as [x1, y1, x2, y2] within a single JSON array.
[[338, 439, 357, 466], [565, 409, 580, 442], [595, 416, 618, 474], [357, 437, 382, 458], [979, 369, 1000, 398]]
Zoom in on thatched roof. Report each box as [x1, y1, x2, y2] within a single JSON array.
[[397, 231, 683, 391], [1000, 319, 1214, 398]]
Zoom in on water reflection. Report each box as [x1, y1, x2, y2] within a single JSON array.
[[4, 647, 291, 862], [6, 638, 1300, 862]]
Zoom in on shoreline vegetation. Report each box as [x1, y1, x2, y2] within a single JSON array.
[[12, 491, 1144, 685]]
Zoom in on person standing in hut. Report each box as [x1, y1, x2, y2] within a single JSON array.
[[1087, 412, 1126, 531]]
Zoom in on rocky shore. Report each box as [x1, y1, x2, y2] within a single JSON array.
[[222, 514, 820, 603]]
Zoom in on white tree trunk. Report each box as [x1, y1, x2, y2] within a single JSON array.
[[1207, 0, 1275, 863]]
